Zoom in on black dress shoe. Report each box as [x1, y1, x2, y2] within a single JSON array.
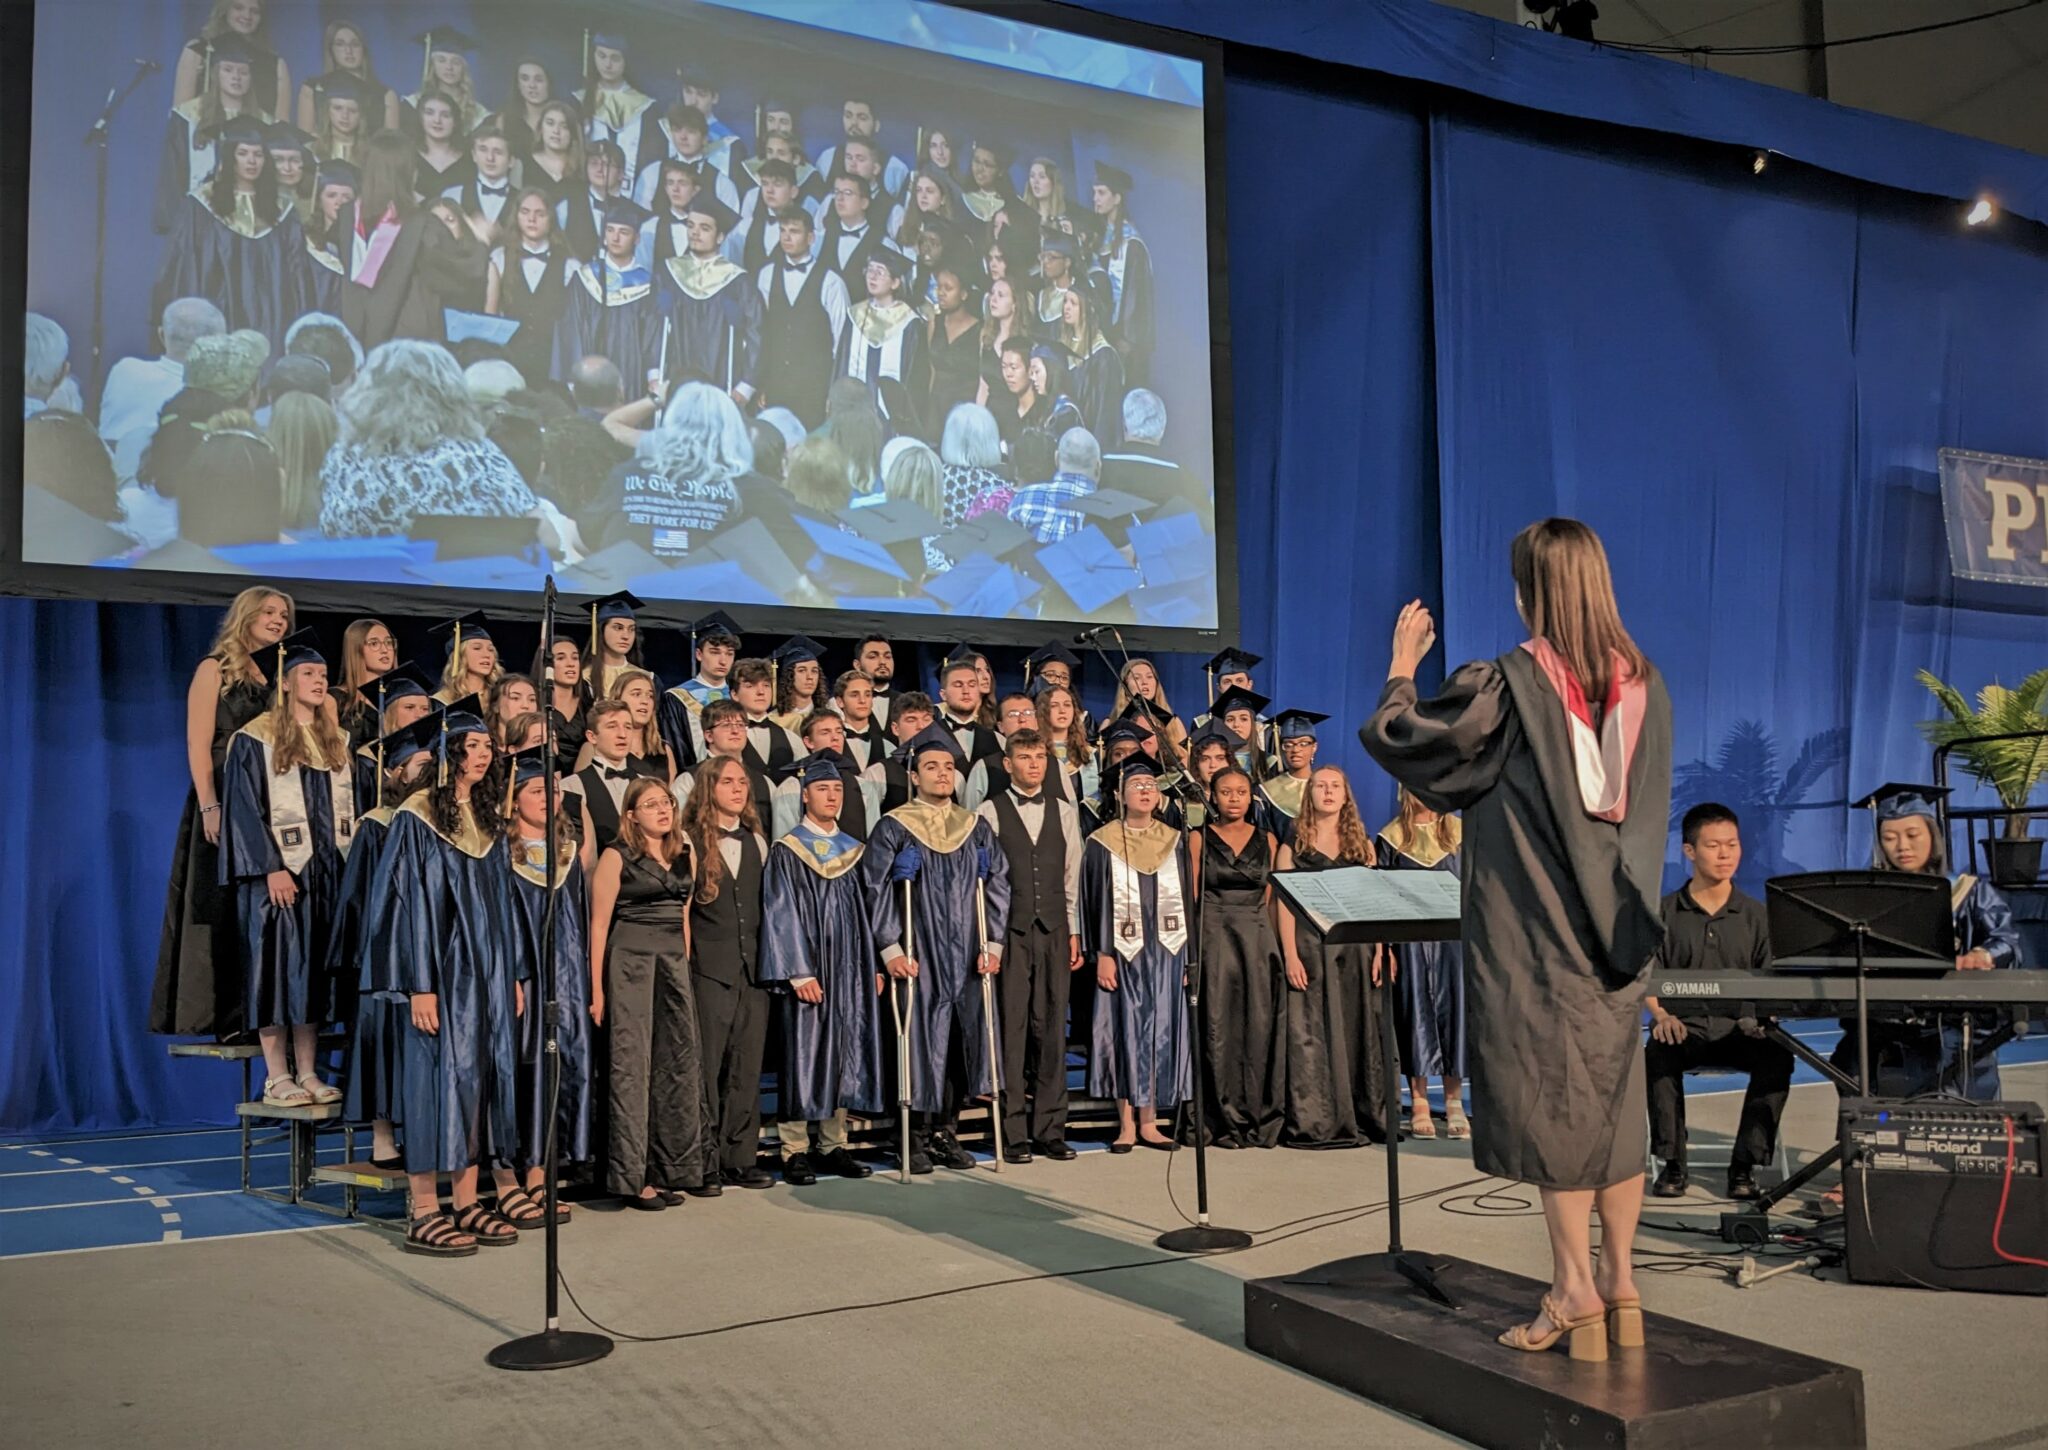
[[658, 1188, 686, 1206], [727, 1166, 775, 1190], [1650, 1161, 1688, 1198], [906, 1137, 935, 1175], [1726, 1165, 1760, 1201], [782, 1153, 817, 1186], [929, 1130, 977, 1170], [680, 1180, 723, 1198], [624, 1192, 666, 1212], [1033, 1138, 1077, 1161], [818, 1147, 872, 1179], [1137, 1135, 1179, 1153], [1002, 1143, 1034, 1165], [1108, 1140, 1134, 1154]]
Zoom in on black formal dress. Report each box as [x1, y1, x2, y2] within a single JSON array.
[[1191, 825, 1286, 1148], [602, 847, 710, 1196], [1280, 845, 1387, 1147], [925, 314, 983, 434]]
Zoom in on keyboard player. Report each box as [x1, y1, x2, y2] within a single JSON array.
[[1644, 804, 1793, 1202]]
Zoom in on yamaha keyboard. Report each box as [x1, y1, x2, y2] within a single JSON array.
[[1649, 969, 2048, 1014]]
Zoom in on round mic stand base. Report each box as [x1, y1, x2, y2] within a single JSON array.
[[1156, 1222, 1253, 1253], [486, 1328, 615, 1372]]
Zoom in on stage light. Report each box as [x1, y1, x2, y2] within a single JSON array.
[[1964, 196, 1997, 227], [1751, 151, 1768, 175]]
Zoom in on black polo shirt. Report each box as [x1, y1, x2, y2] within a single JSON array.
[[1655, 883, 1771, 1025]]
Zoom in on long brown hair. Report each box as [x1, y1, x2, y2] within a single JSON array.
[[320, 20, 380, 86], [532, 99, 587, 178], [614, 776, 682, 867], [356, 128, 419, 227], [212, 586, 294, 690], [1296, 765, 1375, 866], [1510, 518, 1647, 705], [504, 765, 579, 862], [605, 668, 664, 760], [679, 756, 760, 904], [1390, 786, 1461, 856], [335, 616, 389, 709], [1034, 683, 1092, 765]]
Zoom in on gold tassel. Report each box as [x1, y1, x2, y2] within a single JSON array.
[[503, 763, 520, 819], [1205, 663, 1215, 707], [588, 602, 600, 669], [274, 641, 285, 707], [375, 735, 386, 811], [437, 712, 449, 787]]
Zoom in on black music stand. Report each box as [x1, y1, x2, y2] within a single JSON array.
[[1269, 867, 1462, 1308]]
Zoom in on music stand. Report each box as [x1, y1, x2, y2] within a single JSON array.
[[1270, 867, 1462, 1308]]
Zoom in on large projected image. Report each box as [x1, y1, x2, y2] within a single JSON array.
[[20, 0, 1222, 631]]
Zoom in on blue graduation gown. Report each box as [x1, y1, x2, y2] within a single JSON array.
[[659, 257, 766, 394], [363, 799, 523, 1175], [551, 263, 665, 387], [1375, 829, 1467, 1080], [219, 729, 348, 1030], [859, 804, 1012, 1113], [1082, 826, 1193, 1108], [153, 194, 314, 353], [760, 825, 886, 1121], [505, 845, 594, 1166], [336, 811, 404, 1125]]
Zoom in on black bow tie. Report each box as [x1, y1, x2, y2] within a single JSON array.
[[522, 248, 549, 262], [720, 827, 746, 841], [601, 766, 630, 780], [1014, 793, 1043, 806], [480, 183, 508, 197], [843, 223, 867, 238]]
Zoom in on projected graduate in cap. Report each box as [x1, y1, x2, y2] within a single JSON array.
[[1082, 753, 1193, 1148], [154, 113, 314, 350], [658, 191, 766, 404], [1189, 756, 1287, 1149], [265, 122, 316, 215], [755, 202, 851, 428], [582, 591, 649, 699], [485, 56, 559, 166], [658, 610, 745, 771], [632, 101, 743, 214], [406, 26, 486, 134], [760, 752, 886, 1185], [172, 1, 290, 129], [1253, 709, 1326, 838], [575, 29, 660, 182], [1059, 281, 1125, 448], [1832, 784, 2022, 1100], [413, 89, 478, 199], [306, 70, 372, 167], [429, 611, 502, 704], [862, 691, 938, 813], [1087, 160, 1154, 386], [860, 723, 1012, 1173], [836, 241, 927, 424], [1375, 787, 1472, 1146], [301, 157, 359, 311], [299, 20, 401, 137], [1032, 228, 1083, 330], [485, 186, 576, 387], [152, 586, 294, 1038], [551, 195, 665, 390], [963, 138, 1019, 227], [156, 35, 265, 232], [1202, 686, 1274, 781], [220, 629, 356, 1109]]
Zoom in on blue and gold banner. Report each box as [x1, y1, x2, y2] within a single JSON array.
[[1940, 449, 2048, 589]]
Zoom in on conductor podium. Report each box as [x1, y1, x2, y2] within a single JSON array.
[[1244, 868, 1867, 1449]]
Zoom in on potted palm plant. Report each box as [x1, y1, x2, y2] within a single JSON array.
[[1916, 667, 2048, 887]]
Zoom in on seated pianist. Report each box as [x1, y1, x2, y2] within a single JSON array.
[[1835, 784, 2023, 1100], [1644, 804, 1793, 1202]]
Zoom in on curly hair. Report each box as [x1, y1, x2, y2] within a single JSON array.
[[211, 586, 294, 691], [679, 756, 759, 904], [425, 732, 503, 839], [1295, 766, 1375, 866], [336, 340, 486, 456]]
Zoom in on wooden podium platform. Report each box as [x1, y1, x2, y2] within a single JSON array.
[[1245, 1253, 1865, 1449]]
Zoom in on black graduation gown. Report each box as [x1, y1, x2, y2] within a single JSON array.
[[505, 844, 594, 1166], [1279, 845, 1387, 1148], [181, 36, 284, 115], [153, 194, 313, 353], [337, 811, 404, 1126], [759, 827, 886, 1121], [1093, 227, 1154, 388], [1192, 825, 1286, 1147], [659, 256, 766, 394], [836, 301, 928, 436], [497, 245, 575, 390], [1069, 338, 1126, 449], [558, 189, 610, 263], [341, 211, 490, 350], [551, 263, 665, 388]]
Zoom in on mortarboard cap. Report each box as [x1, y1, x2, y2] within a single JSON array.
[[684, 193, 739, 233], [506, 744, 556, 793], [1026, 644, 1080, 675], [201, 114, 274, 149], [439, 693, 488, 738], [203, 33, 260, 68], [1205, 647, 1261, 677], [358, 660, 437, 710], [315, 158, 361, 193], [1098, 717, 1154, 750], [1118, 695, 1175, 729], [901, 721, 969, 768], [691, 609, 744, 647], [1850, 783, 1951, 823], [836, 495, 943, 548], [266, 122, 315, 154], [865, 246, 914, 282], [1210, 685, 1271, 720], [796, 751, 844, 790], [772, 634, 827, 667], [971, 137, 1015, 167], [1037, 232, 1080, 261], [1034, 525, 1142, 615], [931, 511, 1033, 564], [1094, 160, 1134, 197], [1273, 709, 1329, 742], [256, 628, 326, 687], [588, 589, 644, 625], [1186, 718, 1240, 756], [312, 71, 371, 107], [677, 61, 720, 91], [1110, 752, 1161, 784], [415, 25, 476, 55], [428, 610, 491, 657], [378, 712, 441, 768], [602, 196, 654, 232]]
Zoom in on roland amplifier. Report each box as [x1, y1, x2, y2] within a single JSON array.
[[1839, 1099, 2047, 1296]]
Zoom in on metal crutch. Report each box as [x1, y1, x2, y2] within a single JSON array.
[[889, 878, 917, 1184], [978, 879, 1003, 1173]]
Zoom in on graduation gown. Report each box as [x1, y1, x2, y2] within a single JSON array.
[[656, 678, 731, 773], [218, 717, 354, 1030], [1068, 336, 1126, 449], [154, 100, 272, 234], [153, 193, 313, 352], [552, 261, 665, 388], [341, 211, 490, 350], [1193, 824, 1286, 1147], [1252, 774, 1307, 844], [337, 810, 405, 1126], [1376, 824, 1467, 1080], [362, 797, 523, 1176], [506, 841, 594, 1165], [1362, 650, 1673, 1189], [660, 255, 765, 395], [1092, 223, 1154, 387], [1083, 822, 1193, 1108], [1277, 845, 1387, 1148], [837, 301, 927, 429], [576, 84, 659, 181], [759, 825, 886, 1121], [860, 801, 1011, 1114]]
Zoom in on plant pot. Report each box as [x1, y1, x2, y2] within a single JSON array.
[[1982, 836, 2044, 888]]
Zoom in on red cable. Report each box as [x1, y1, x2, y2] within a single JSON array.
[[1992, 1115, 2048, 1270]]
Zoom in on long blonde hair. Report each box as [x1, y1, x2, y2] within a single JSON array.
[[1027, 156, 1068, 227], [1390, 786, 1461, 856], [680, 756, 760, 904], [1296, 765, 1375, 866], [212, 586, 294, 691], [264, 685, 349, 774], [439, 632, 504, 699], [1510, 518, 1648, 706], [605, 667, 664, 760]]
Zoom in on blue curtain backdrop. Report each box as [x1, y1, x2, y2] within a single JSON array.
[[7, 4, 2045, 1131]]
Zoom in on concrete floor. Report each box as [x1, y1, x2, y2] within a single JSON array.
[[6, 1068, 2047, 1450]]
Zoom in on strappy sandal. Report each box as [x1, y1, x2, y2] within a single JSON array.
[[296, 1073, 343, 1105], [1605, 1296, 1645, 1348], [262, 1074, 313, 1108], [404, 1211, 477, 1257], [1409, 1110, 1438, 1140], [494, 1187, 555, 1230], [1445, 1106, 1472, 1140], [1497, 1292, 1608, 1362], [452, 1202, 520, 1247]]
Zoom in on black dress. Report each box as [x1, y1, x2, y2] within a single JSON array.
[[602, 847, 711, 1196], [1280, 844, 1387, 1147], [1191, 825, 1287, 1148], [925, 314, 983, 433], [151, 668, 270, 1036]]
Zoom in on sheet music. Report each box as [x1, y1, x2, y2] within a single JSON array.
[[1272, 867, 1461, 935]]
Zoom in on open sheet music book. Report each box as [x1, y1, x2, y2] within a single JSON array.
[[1269, 867, 1462, 945]]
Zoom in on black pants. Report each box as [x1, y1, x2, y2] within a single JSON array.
[[693, 969, 769, 1177], [999, 922, 1073, 1145], [1646, 1018, 1793, 1170]]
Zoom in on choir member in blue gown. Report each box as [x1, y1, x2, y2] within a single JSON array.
[[363, 697, 525, 1255], [551, 198, 664, 390], [348, 662, 435, 809], [1833, 785, 2023, 1099], [1083, 756, 1193, 1150], [337, 715, 437, 1169], [1375, 788, 1469, 1140], [154, 117, 314, 352], [1252, 709, 1325, 841], [658, 195, 765, 402], [219, 631, 356, 1110], [493, 750, 596, 1227], [760, 754, 886, 1185], [860, 725, 1011, 1174], [657, 610, 742, 772]]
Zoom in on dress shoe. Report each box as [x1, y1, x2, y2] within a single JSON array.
[[1649, 1161, 1688, 1198], [1033, 1137, 1077, 1161], [624, 1191, 666, 1212], [1002, 1143, 1034, 1165], [657, 1188, 686, 1206], [929, 1129, 977, 1170], [1137, 1134, 1179, 1153], [727, 1166, 775, 1190], [905, 1137, 935, 1175], [782, 1153, 817, 1187], [818, 1147, 872, 1179], [680, 1180, 723, 1198], [1108, 1140, 1135, 1154], [1726, 1165, 1760, 1201]]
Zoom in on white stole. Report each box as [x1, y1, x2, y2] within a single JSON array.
[[241, 721, 356, 873], [1107, 849, 1187, 961]]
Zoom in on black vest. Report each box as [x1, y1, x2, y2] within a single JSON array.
[[830, 754, 871, 841], [760, 254, 835, 424], [845, 718, 888, 771], [562, 190, 607, 262], [990, 788, 1069, 935], [742, 718, 796, 783], [689, 830, 763, 986], [818, 217, 883, 290], [943, 714, 1005, 768], [879, 758, 911, 814], [737, 205, 778, 273], [576, 763, 628, 850], [501, 245, 573, 381]]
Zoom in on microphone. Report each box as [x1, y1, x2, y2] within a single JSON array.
[[135, 58, 164, 73], [1073, 624, 1111, 644]]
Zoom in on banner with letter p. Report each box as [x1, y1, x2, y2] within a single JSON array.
[[1939, 448, 2048, 589]]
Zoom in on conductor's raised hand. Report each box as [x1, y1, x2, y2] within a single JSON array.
[[1390, 599, 1437, 680]]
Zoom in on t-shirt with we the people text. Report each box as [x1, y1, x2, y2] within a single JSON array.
[[591, 458, 742, 560]]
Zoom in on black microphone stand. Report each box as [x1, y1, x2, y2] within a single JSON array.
[[490, 578, 613, 1371], [83, 58, 160, 406]]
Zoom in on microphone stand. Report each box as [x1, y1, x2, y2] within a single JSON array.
[[83, 58, 160, 407], [490, 577, 613, 1371]]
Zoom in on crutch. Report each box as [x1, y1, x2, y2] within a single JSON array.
[[889, 878, 917, 1184], [977, 878, 1003, 1173]]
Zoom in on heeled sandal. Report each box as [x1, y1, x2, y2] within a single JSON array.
[[1409, 1111, 1438, 1140], [1496, 1292, 1609, 1362], [452, 1202, 520, 1246], [1606, 1297, 1644, 1349]]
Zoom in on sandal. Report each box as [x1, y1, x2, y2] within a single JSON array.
[[262, 1074, 313, 1108], [452, 1202, 520, 1247], [404, 1211, 478, 1257], [1409, 1111, 1438, 1140], [494, 1187, 554, 1230], [1497, 1292, 1608, 1362], [1606, 1296, 1645, 1349], [1445, 1107, 1472, 1140], [296, 1072, 342, 1105]]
